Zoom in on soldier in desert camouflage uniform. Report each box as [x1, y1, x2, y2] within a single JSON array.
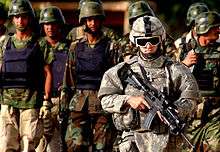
[[98, 15, 199, 152], [60, 1, 117, 152], [115, 0, 177, 62], [177, 11, 220, 151], [0, 0, 53, 151], [36, 6, 70, 152], [66, 0, 119, 44]]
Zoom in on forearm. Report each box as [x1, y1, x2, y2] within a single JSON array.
[[101, 94, 130, 113], [44, 64, 52, 100]]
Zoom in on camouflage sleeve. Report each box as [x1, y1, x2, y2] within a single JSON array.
[[60, 50, 76, 110], [171, 63, 200, 119], [98, 63, 131, 113], [38, 38, 54, 65]]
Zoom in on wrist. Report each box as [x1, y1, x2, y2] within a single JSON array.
[[43, 99, 53, 108]]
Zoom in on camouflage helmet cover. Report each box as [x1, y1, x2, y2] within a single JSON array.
[[78, 0, 102, 10], [129, 15, 166, 44], [8, 0, 35, 18], [79, 1, 105, 24], [195, 11, 220, 35], [186, 2, 209, 27], [128, 1, 155, 25], [39, 6, 65, 24]]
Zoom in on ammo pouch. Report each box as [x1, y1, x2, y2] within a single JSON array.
[[112, 108, 168, 134], [112, 108, 140, 131], [69, 90, 102, 114]]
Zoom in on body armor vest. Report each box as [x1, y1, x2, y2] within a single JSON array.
[[75, 38, 110, 90], [52, 51, 68, 91], [2, 37, 43, 89]]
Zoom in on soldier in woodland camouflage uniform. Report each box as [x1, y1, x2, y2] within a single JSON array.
[[36, 6, 70, 152], [175, 2, 209, 63], [115, 0, 177, 62], [0, 0, 53, 151], [66, 0, 119, 44], [177, 11, 220, 151], [98, 15, 199, 152], [60, 1, 117, 152]]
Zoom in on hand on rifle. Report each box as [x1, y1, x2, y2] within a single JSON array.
[[126, 96, 166, 123], [182, 50, 198, 67]]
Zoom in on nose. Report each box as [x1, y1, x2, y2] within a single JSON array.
[[145, 42, 153, 48]]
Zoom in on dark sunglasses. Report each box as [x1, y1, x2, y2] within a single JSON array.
[[135, 36, 161, 47]]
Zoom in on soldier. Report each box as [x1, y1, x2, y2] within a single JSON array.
[[174, 2, 209, 63], [177, 11, 220, 151], [60, 1, 117, 152], [115, 0, 177, 63], [66, 0, 119, 45], [98, 15, 199, 152], [36, 6, 70, 152], [116, 0, 155, 62], [0, 3, 8, 40], [0, 0, 53, 151]]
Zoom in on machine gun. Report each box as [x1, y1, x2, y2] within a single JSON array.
[[121, 64, 195, 150]]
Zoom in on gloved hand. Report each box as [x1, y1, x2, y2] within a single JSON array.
[[39, 100, 52, 119]]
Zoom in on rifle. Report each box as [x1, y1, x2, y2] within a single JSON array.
[[122, 64, 195, 151]]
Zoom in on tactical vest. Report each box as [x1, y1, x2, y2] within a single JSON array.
[[1, 37, 43, 89], [75, 38, 111, 90], [52, 51, 68, 91]]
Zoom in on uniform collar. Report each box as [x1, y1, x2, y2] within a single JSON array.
[[138, 55, 167, 68]]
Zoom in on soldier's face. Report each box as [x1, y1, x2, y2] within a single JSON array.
[[13, 14, 29, 32], [43, 22, 60, 37], [135, 36, 160, 55], [86, 16, 101, 33], [139, 43, 158, 55], [198, 27, 220, 46]]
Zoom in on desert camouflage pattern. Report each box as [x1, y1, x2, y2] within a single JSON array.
[[98, 55, 199, 152], [0, 105, 43, 152]]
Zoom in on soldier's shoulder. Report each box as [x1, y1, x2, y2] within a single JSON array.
[[0, 34, 11, 49], [102, 26, 120, 41], [67, 25, 84, 41], [38, 37, 48, 47]]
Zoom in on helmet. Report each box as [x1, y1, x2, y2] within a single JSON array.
[[186, 2, 209, 27], [195, 11, 220, 35], [79, 1, 105, 24], [8, 0, 35, 18], [0, 3, 7, 20], [129, 15, 166, 44], [39, 6, 65, 24], [78, 0, 102, 10], [128, 1, 155, 25]]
